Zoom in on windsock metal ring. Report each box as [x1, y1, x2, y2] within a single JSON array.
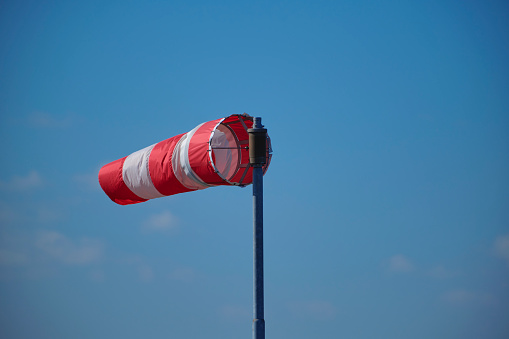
[[99, 114, 272, 205]]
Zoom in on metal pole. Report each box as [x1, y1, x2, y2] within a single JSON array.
[[248, 117, 266, 339], [253, 165, 264, 339]]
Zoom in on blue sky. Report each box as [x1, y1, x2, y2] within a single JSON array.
[[1, 0, 508, 338]]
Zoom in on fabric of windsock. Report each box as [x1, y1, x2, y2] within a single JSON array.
[[98, 114, 271, 205]]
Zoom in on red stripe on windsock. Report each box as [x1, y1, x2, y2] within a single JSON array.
[[98, 157, 148, 205], [189, 119, 224, 185], [149, 133, 195, 196]]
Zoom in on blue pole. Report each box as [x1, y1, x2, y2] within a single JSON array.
[[249, 117, 266, 339], [253, 165, 264, 339]]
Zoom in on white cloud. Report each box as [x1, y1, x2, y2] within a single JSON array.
[[493, 234, 509, 266], [125, 256, 155, 282], [35, 206, 64, 223], [36, 231, 103, 265], [0, 171, 43, 191], [443, 289, 495, 306], [218, 304, 251, 321], [0, 249, 29, 266], [89, 269, 106, 282], [0, 231, 32, 269], [0, 230, 104, 280], [0, 202, 65, 229], [73, 173, 100, 191], [27, 112, 75, 129], [142, 210, 178, 233], [168, 267, 197, 283], [138, 265, 154, 282], [0, 203, 20, 225], [385, 254, 414, 273], [73, 164, 104, 191], [288, 300, 337, 320], [428, 265, 457, 279]]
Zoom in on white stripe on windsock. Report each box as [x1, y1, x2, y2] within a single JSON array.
[[122, 144, 165, 200], [172, 123, 212, 190]]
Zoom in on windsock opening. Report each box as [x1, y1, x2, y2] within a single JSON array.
[[206, 114, 271, 187], [210, 123, 240, 181]]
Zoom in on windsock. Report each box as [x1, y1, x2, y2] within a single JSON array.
[[99, 114, 271, 205]]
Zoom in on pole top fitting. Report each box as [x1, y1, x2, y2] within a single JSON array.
[[253, 117, 263, 129]]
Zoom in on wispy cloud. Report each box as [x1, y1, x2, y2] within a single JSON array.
[[89, 269, 106, 282], [1, 230, 104, 281], [73, 164, 104, 191], [0, 232, 34, 280], [288, 300, 337, 320], [427, 265, 458, 279], [493, 234, 509, 266], [27, 112, 76, 129], [0, 230, 33, 268], [0, 171, 43, 191], [0, 202, 65, 229], [218, 304, 251, 321], [73, 173, 101, 191], [0, 203, 20, 225], [0, 249, 29, 266], [138, 265, 154, 282], [36, 230, 103, 265], [35, 206, 64, 224], [125, 256, 154, 282], [384, 254, 415, 273], [443, 289, 495, 306], [168, 267, 197, 283], [142, 210, 178, 234]]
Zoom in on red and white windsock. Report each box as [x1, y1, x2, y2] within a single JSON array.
[[98, 114, 271, 205]]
